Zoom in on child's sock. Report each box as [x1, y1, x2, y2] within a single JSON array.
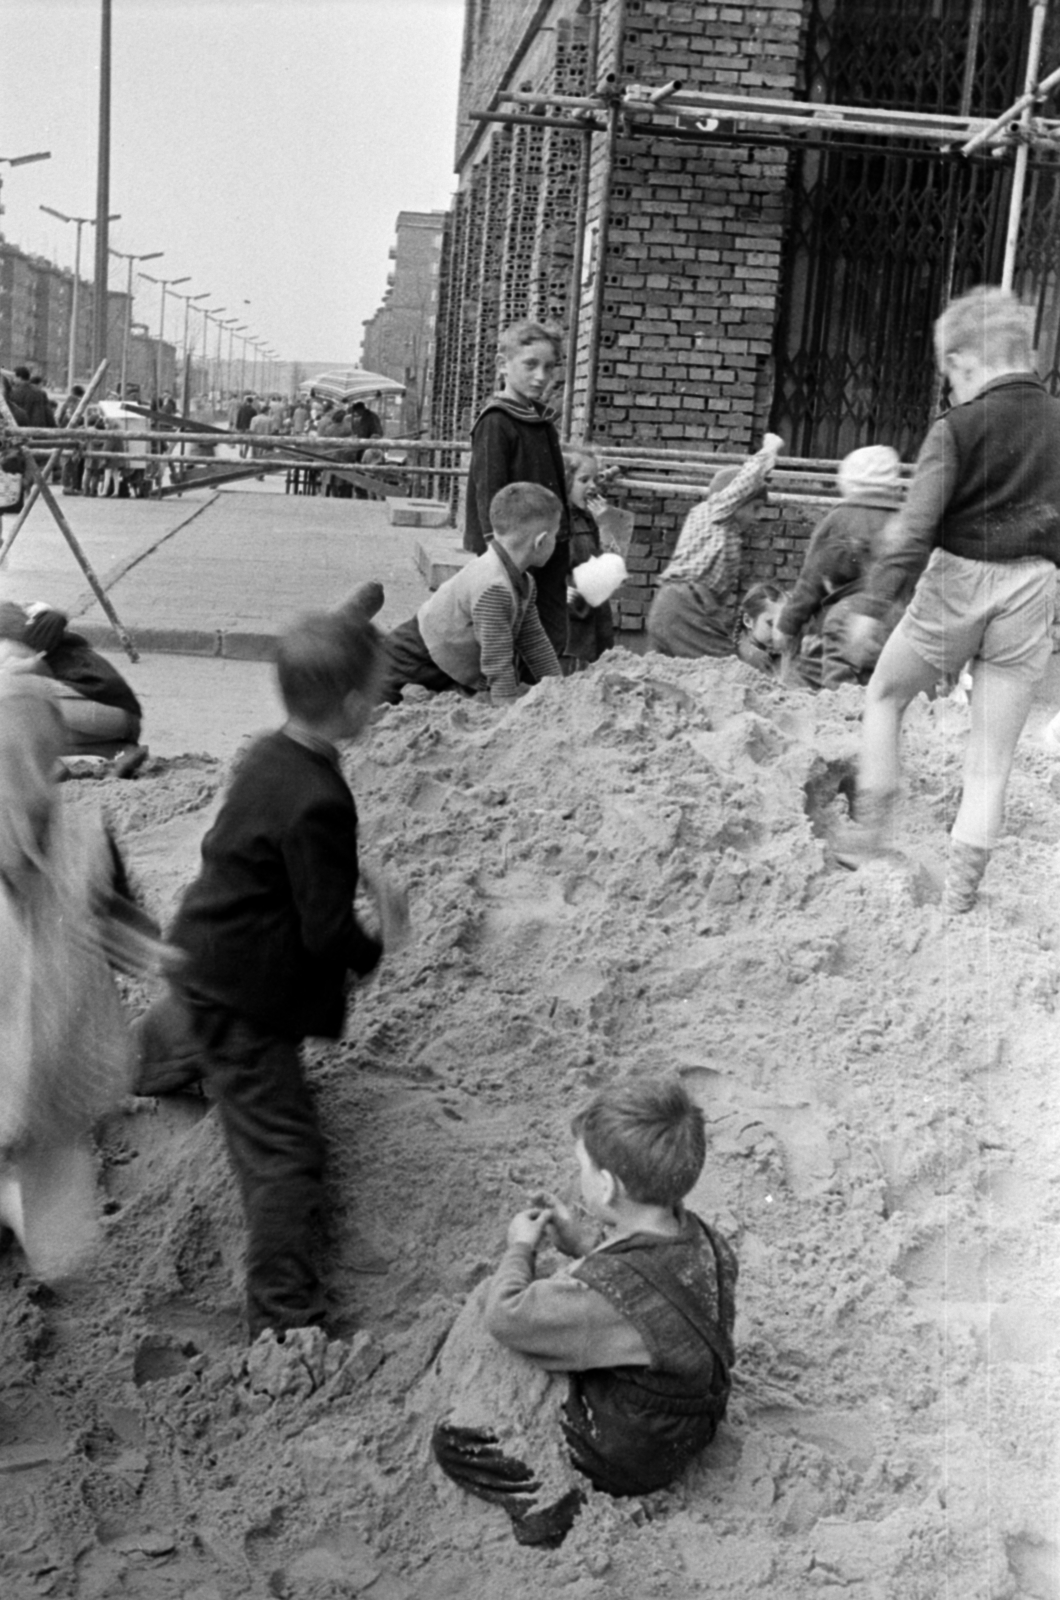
[[833, 787, 896, 868], [943, 840, 991, 914]]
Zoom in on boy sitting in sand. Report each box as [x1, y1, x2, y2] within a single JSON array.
[[381, 481, 562, 706], [839, 286, 1060, 912], [430, 1078, 737, 1547]]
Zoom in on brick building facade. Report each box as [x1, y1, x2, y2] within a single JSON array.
[[1, 237, 176, 396], [361, 211, 446, 435], [432, 0, 1060, 632]]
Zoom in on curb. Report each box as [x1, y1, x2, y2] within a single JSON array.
[[79, 620, 279, 662]]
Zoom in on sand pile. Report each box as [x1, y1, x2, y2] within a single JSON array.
[[1, 650, 1059, 1600]]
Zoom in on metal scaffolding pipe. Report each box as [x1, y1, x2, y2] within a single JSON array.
[[1003, 0, 1050, 287]]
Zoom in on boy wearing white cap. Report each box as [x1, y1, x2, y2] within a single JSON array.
[[775, 444, 905, 687], [839, 286, 1060, 912]]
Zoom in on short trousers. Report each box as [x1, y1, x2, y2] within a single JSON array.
[[898, 549, 1055, 685]]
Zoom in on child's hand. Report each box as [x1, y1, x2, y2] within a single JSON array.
[[507, 1207, 552, 1249], [534, 1193, 597, 1257], [844, 611, 882, 670], [762, 432, 785, 458]]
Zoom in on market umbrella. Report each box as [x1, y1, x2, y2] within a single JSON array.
[[298, 370, 405, 405]]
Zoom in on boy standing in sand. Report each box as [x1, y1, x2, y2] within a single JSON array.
[[839, 286, 1060, 912], [152, 608, 407, 1340], [381, 482, 563, 706], [431, 1078, 737, 1547], [464, 321, 571, 655]]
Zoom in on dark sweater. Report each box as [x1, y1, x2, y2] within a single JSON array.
[[25, 610, 143, 718], [464, 396, 571, 554], [868, 373, 1060, 610], [171, 730, 382, 1040], [778, 499, 897, 638]]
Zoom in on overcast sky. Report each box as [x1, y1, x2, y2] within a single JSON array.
[[2, 0, 465, 363]]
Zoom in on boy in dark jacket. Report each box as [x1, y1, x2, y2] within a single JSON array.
[[144, 607, 407, 1339], [775, 445, 904, 688], [839, 286, 1060, 911], [432, 1078, 737, 1546], [464, 320, 571, 656]]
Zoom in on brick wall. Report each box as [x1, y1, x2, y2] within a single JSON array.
[[433, 0, 815, 627]]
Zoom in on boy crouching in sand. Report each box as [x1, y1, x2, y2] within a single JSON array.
[[137, 608, 407, 1341], [430, 1078, 737, 1547], [381, 481, 563, 706]]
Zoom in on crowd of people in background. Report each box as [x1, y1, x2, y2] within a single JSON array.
[[0, 368, 394, 501]]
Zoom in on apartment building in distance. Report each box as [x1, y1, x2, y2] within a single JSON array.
[[361, 210, 447, 434]]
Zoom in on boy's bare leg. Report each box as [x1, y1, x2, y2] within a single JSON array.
[[858, 627, 941, 800], [952, 659, 1038, 849], [835, 627, 939, 864]]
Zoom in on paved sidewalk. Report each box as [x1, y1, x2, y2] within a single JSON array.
[[0, 478, 440, 658]]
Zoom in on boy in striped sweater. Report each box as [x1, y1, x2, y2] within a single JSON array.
[[381, 482, 562, 706]]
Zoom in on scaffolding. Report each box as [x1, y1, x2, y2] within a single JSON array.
[[465, 0, 1060, 447]]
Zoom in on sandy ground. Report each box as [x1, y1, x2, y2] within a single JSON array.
[[2, 651, 1060, 1600]]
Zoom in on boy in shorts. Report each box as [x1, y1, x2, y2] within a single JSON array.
[[840, 286, 1060, 910], [431, 1078, 737, 1546]]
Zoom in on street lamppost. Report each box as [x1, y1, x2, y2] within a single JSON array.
[[204, 308, 226, 401], [220, 319, 240, 401], [41, 204, 120, 390], [1, 151, 50, 258], [139, 270, 190, 402], [0, 149, 50, 212], [239, 331, 256, 397], [172, 289, 209, 415], [228, 325, 248, 398], [109, 247, 162, 398], [197, 304, 221, 402]]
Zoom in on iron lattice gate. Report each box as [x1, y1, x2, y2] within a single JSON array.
[[772, 0, 1060, 460]]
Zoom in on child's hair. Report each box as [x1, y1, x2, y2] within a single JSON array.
[[276, 608, 384, 722], [490, 481, 562, 541], [498, 320, 563, 362], [562, 446, 598, 492], [935, 285, 1035, 370], [737, 581, 785, 631], [571, 1077, 705, 1207]]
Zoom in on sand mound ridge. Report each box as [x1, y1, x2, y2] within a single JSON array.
[[2, 649, 1059, 1599]]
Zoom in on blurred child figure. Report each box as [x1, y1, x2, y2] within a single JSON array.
[[382, 482, 562, 706], [137, 607, 408, 1340], [0, 671, 164, 1281], [839, 286, 1060, 911], [734, 581, 787, 676], [647, 434, 783, 657], [465, 321, 571, 656], [561, 448, 617, 673], [775, 445, 904, 688], [0, 601, 147, 773], [430, 1078, 737, 1548]]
